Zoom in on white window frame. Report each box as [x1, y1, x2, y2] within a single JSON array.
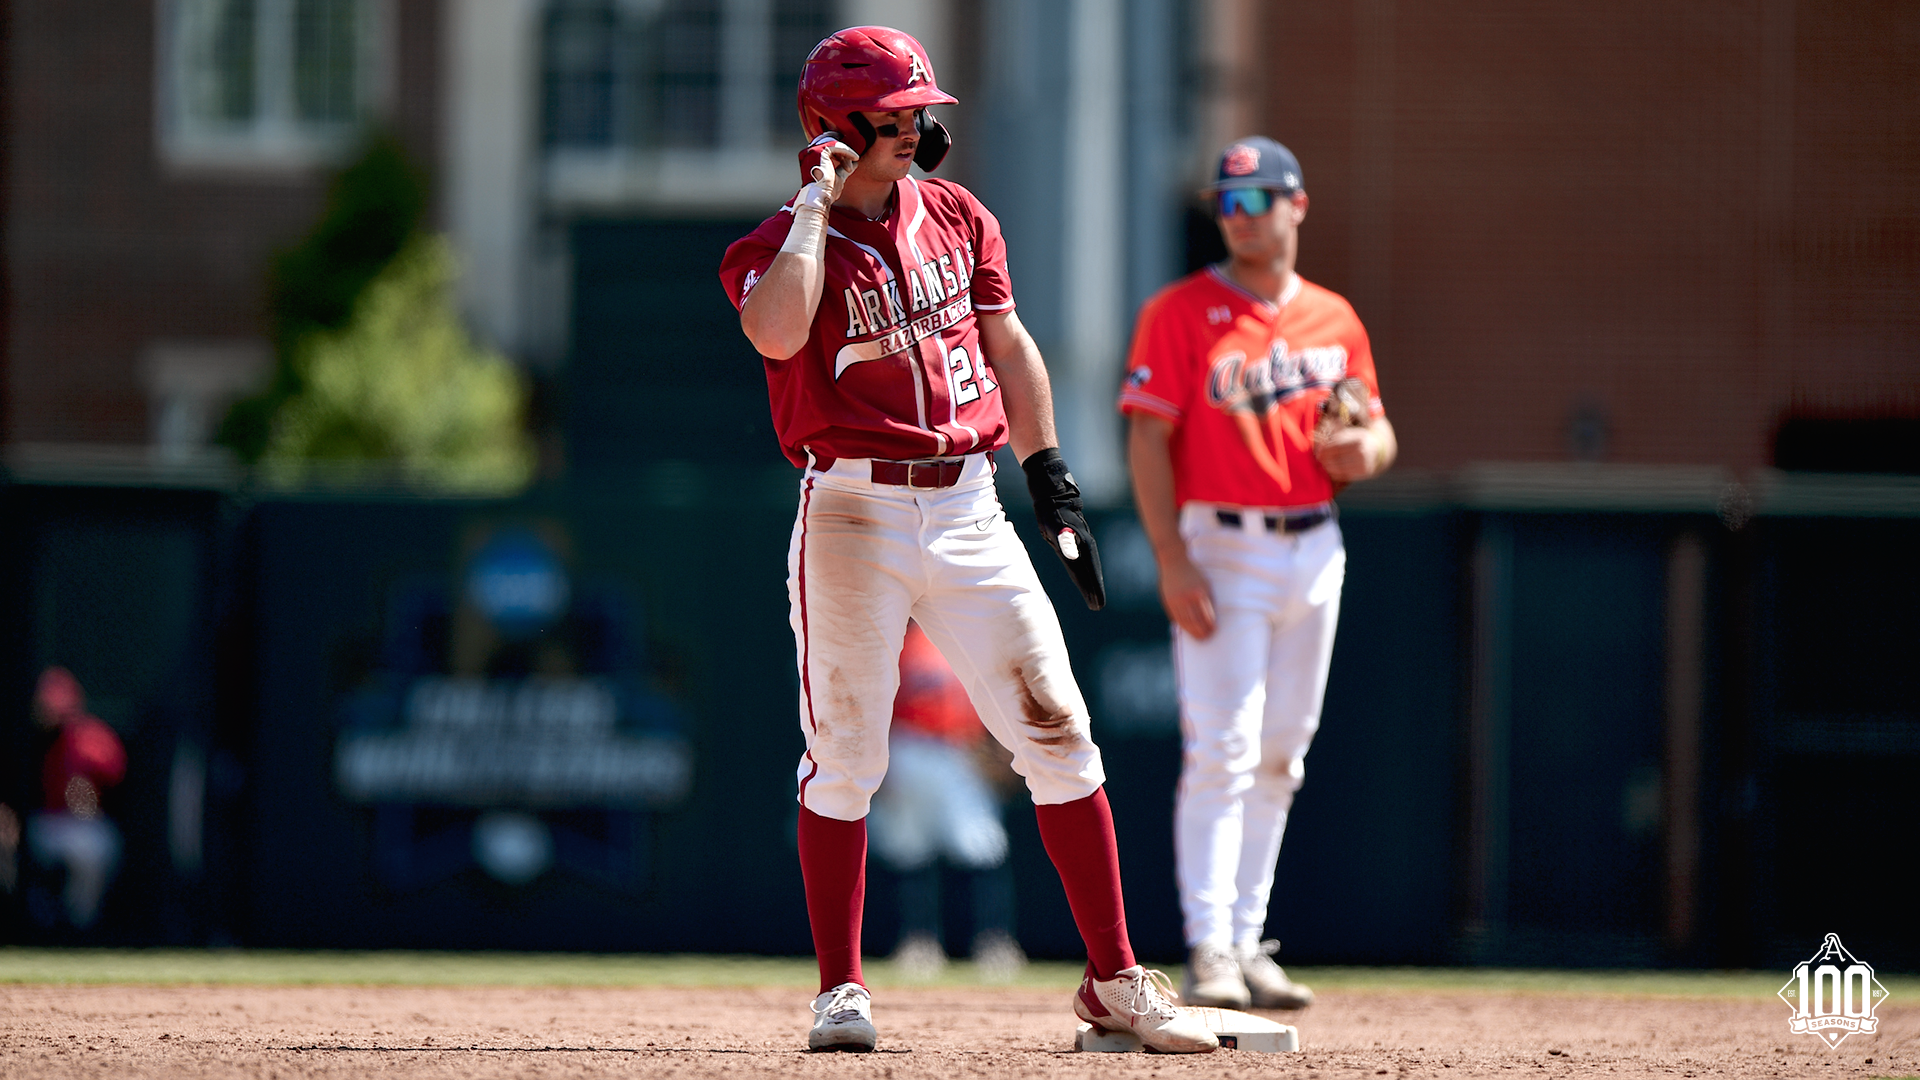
[[156, 0, 393, 171], [540, 0, 840, 213]]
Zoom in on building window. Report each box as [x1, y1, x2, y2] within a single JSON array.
[[159, 0, 385, 168], [769, 0, 835, 145], [540, 0, 837, 210]]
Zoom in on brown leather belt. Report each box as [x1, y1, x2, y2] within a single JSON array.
[[870, 458, 967, 488], [813, 455, 972, 489]]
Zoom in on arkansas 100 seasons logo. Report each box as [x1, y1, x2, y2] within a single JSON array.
[[1778, 934, 1889, 1048]]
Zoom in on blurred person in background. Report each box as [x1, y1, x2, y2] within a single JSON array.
[[0, 802, 19, 896], [1121, 137, 1395, 1009], [25, 667, 127, 930], [869, 621, 1026, 982]]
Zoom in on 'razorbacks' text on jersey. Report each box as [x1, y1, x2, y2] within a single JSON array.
[[1119, 268, 1384, 509], [719, 177, 1016, 467]]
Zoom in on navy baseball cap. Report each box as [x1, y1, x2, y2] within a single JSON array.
[[1205, 136, 1304, 194]]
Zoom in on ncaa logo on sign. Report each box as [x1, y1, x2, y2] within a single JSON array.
[[1778, 934, 1889, 1049]]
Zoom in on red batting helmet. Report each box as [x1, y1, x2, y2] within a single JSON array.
[[797, 26, 957, 171]]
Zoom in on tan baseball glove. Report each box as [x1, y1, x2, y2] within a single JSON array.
[[1314, 378, 1370, 441], [1314, 377, 1372, 495]]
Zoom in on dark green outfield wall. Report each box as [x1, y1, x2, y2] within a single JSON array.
[[2, 476, 1916, 969]]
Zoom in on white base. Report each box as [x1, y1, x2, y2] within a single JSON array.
[[1075, 1025, 1146, 1052], [1075, 1007, 1299, 1053]]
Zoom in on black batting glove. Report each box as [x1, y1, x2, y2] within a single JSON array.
[[1021, 448, 1106, 611]]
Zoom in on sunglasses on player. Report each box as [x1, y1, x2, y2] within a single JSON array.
[[1216, 187, 1286, 217]]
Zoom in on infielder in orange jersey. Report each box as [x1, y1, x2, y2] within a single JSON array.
[[719, 26, 1216, 1055], [1120, 137, 1398, 1011]]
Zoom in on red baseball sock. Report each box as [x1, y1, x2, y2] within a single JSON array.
[[1034, 787, 1136, 981], [797, 806, 867, 994]]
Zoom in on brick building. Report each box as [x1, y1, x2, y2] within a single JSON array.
[[2, 0, 444, 467], [2, 1, 1914, 479], [1203, 0, 1917, 475]]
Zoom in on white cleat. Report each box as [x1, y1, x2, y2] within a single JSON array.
[[1181, 941, 1253, 1009], [1074, 965, 1219, 1054], [1238, 939, 1314, 1010], [808, 982, 877, 1052]]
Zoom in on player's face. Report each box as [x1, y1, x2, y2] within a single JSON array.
[[853, 109, 921, 182], [1217, 188, 1309, 263]]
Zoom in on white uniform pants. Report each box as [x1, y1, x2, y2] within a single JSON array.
[[27, 811, 122, 929], [788, 455, 1105, 821], [1172, 501, 1345, 949]]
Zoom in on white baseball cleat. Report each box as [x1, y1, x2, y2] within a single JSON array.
[[1181, 941, 1253, 1008], [808, 982, 877, 1052], [1238, 939, 1314, 1010], [1074, 965, 1219, 1054]]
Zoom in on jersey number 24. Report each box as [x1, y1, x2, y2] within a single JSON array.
[[947, 345, 999, 405]]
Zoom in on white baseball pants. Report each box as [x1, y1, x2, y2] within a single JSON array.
[[1171, 501, 1345, 950], [788, 454, 1106, 821]]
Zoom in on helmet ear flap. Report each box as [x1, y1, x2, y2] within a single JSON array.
[[914, 108, 951, 172], [845, 112, 877, 155]]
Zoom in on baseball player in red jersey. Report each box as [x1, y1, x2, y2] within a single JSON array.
[[718, 27, 1215, 1054], [1120, 137, 1398, 1010]]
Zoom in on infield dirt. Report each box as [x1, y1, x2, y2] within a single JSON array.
[[2, 982, 1913, 1078]]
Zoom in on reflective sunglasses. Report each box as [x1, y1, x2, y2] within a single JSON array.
[[1216, 187, 1281, 217]]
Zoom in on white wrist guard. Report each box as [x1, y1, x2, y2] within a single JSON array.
[[794, 181, 832, 214], [781, 186, 830, 259]]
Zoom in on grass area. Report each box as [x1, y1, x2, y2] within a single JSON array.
[[0, 949, 1075, 990], [3, 948, 1914, 1000], [1294, 966, 1920, 1000]]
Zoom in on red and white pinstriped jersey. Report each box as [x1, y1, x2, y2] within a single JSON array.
[[719, 176, 1016, 468]]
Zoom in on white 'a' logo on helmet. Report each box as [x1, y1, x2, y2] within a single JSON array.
[[907, 50, 931, 86]]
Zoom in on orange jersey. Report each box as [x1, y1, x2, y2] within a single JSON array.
[[1119, 267, 1383, 509], [892, 621, 983, 746]]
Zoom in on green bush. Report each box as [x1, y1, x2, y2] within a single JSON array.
[[221, 134, 532, 493], [255, 234, 534, 492]]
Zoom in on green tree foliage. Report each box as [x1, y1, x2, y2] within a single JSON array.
[[271, 133, 429, 347], [220, 134, 532, 493], [256, 235, 534, 492]]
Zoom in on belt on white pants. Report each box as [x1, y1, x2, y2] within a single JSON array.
[[1180, 500, 1335, 535], [807, 453, 993, 489]]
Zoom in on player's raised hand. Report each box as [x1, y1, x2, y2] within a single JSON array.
[[797, 134, 859, 203], [1022, 448, 1107, 610]]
